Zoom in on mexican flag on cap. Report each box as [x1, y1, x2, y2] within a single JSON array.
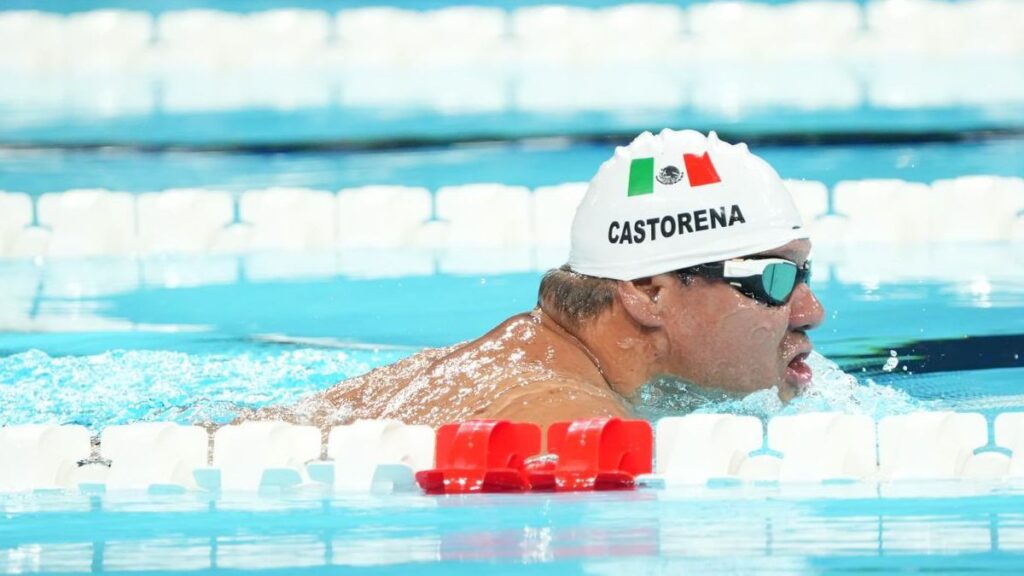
[[627, 152, 722, 196]]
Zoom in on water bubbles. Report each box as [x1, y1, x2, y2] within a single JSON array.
[[785, 352, 924, 418], [630, 351, 924, 421], [631, 376, 733, 419], [0, 346, 410, 431], [882, 350, 899, 372]]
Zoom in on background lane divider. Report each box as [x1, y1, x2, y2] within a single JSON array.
[[3, 2, 1023, 118], [1, 176, 1022, 261]]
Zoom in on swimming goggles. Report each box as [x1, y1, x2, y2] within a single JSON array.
[[677, 258, 811, 307]]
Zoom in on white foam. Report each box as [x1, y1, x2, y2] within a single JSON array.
[[0, 424, 91, 492]]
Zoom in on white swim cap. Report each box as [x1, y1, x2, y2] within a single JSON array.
[[568, 129, 806, 280]]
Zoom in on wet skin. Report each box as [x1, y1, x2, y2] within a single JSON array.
[[277, 239, 824, 429], [655, 239, 823, 402]]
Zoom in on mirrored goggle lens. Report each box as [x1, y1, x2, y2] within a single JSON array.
[[761, 261, 799, 303]]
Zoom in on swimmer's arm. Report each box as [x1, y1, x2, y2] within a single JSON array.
[[487, 383, 632, 430]]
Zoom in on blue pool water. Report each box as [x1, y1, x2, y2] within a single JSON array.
[[5, 487, 1024, 574], [2, 242, 1022, 427], [2, 141, 1024, 574], [4, 138, 1024, 195], [4, 2, 1024, 570]]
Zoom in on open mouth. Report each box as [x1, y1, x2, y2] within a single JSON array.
[[785, 351, 813, 390]]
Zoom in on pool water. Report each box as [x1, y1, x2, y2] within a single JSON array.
[[1, 241, 1023, 429], [5, 485, 1024, 575], [2, 137, 1024, 574], [4, 1, 1024, 570]]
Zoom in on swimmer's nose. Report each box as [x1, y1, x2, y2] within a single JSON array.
[[789, 282, 824, 332]]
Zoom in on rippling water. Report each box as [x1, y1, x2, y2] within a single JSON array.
[[4, 484, 1024, 574], [0, 347, 410, 430], [0, 346, 928, 431]]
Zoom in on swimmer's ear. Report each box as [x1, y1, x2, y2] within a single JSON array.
[[617, 275, 672, 328]]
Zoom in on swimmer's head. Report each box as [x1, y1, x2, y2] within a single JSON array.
[[569, 129, 805, 280], [542, 129, 823, 403]]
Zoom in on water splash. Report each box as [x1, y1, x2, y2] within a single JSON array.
[[634, 351, 926, 420], [0, 347, 410, 431], [1, 347, 927, 431]]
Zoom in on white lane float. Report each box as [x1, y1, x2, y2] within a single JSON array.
[[309, 419, 434, 493]]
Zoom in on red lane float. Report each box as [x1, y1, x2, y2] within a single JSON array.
[[414, 420, 541, 494], [528, 418, 653, 491]]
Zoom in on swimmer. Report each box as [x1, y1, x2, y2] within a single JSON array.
[[267, 129, 824, 429]]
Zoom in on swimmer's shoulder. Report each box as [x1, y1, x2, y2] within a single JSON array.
[[485, 377, 632, 429]]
